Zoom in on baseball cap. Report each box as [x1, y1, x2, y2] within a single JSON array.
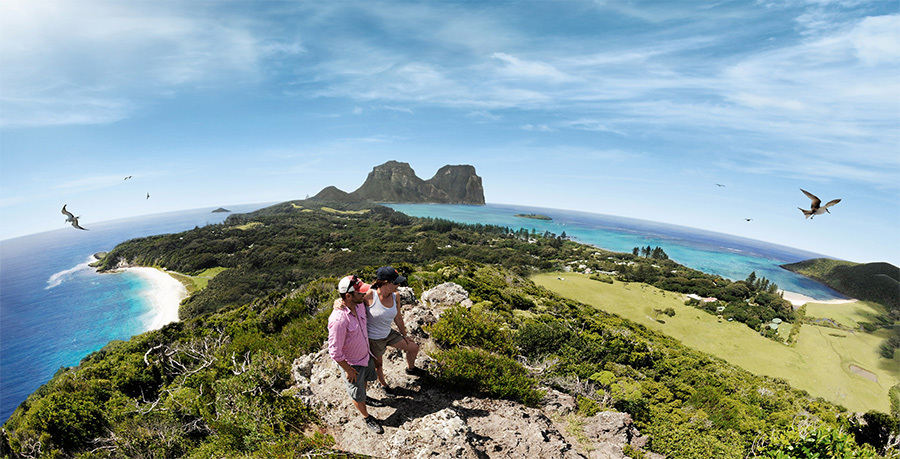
[[375, 266, 407, 284], [338, 275, 370, 294]]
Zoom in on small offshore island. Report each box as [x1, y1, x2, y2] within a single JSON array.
[[514, 213, 552, 221]]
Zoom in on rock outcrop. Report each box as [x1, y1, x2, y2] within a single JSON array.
[[312, 161, 485, 205], [288, 283, 661, 458]]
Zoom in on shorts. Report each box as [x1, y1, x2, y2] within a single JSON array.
[[340, 357, 377, 402], [369, 329, 405, 359]]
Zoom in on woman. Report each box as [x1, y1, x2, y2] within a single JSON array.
[[365, 266, 424, 394]]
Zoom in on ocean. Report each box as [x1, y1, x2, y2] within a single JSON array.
[[0, 203, 272, 423], [385, 203, 848, 299], [0, 201, 846, 423]]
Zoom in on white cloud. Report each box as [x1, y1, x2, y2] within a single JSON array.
[[491, 53, 576, 83], [521, 124, 554, 132], [0, 0, 262, 127], [380, 105, 414, 114], [850, 14, 900, 65]]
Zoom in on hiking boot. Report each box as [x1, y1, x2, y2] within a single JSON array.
[[405, 366, 427, 377], [364, 415, 384, 434], [365, 396, 385, 407]]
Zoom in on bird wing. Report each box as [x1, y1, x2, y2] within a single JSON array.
[[822, 198, 841, 209], [71, 219, 89, 231], [61, 205, 75, 218], [800, 189, 821, 207]]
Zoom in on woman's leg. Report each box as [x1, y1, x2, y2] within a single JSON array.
[[390, 337, 420, 369], [373, 354, 388, 387]]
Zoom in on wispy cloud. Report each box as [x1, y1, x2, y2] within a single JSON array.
[[0, 0, 262, 127]]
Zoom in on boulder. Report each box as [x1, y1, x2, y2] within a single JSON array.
[[420, 282, 473, 315]]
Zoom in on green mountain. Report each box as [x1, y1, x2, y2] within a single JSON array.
[[2, 202, 893, 458], [781, 258, 900, 313]]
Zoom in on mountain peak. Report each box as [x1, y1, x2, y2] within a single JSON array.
[[312, 161, 484, 205]]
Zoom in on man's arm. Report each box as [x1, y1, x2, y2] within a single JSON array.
[[335, 359, 358, 383]]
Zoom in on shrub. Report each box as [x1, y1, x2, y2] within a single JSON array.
[[755, 423, 880, 458], [576, 395, 603, 416], [432, 347, 543, 406], [514, 319, 575, 358], [427, 304, 515, 355]]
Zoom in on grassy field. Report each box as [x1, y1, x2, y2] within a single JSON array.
[[166, 267, 227, 293], [532, 272, 899, 413]]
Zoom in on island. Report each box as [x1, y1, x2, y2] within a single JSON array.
[[211, 207, 231, 213], [514, 213, 552, 221]]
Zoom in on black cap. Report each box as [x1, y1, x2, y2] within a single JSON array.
[[376, 266, 407, 284]]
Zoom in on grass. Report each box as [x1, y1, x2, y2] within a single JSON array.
[[320, 207, 370, 215], [805, 301, 889, 329], [531, 272, 899, 413], [167, 267, 227, 293], [233, 221, 264, 231]]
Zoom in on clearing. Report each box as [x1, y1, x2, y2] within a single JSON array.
[[532, 272, 899, 413]]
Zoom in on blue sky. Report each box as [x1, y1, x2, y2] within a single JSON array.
[[1, 0, 898, 266]]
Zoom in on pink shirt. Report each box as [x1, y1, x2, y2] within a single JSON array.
[[327, 302, 370, 366]]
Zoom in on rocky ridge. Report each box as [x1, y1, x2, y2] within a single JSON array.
[[288, 282, 661, 458], [312, 161, 485, 205]]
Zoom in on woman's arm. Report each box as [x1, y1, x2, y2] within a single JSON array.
[[392, 293, 409, 336]]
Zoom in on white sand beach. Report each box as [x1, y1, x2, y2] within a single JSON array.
[[781, 290, 858, 307], [125, 267, 187, 330]]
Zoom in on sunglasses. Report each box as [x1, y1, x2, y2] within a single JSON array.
[[347, 275, 363, 293]]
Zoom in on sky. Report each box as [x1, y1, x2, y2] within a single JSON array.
[[1, 0, 898, 266]]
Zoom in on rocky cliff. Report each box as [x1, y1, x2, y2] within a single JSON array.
[[288, 283, 660, 458], [312, 161, 485, 205]]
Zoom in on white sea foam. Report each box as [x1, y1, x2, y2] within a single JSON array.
[[45, 256, 95, 289]]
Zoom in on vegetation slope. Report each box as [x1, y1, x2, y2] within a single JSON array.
[[2, 201, 896, 458], [782, 258, 900, 360]]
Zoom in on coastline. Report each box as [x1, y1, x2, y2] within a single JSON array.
[[122, 267, 187, 330], [781, 290, 858, 307]]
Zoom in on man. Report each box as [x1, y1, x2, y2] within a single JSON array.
[[327, 275, 384, 434]]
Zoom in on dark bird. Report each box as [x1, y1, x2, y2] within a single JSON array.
[[61, 204, 89, 230], [124, 175, 132, 180], [716, 183, 726, 187], [146, 193, 150, 199], [745, 218, 753, 222], [798, 189, 840, 219]]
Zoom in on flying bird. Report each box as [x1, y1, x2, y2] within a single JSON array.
[[716, 184, 726, 187], [124, 176, 132, 180], [745, 218, 753, 222], [798, 189, 840, 219], [146, 193, 150, 199], [61, 204, 89, 230]]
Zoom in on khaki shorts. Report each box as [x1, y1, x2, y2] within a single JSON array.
[[369, 329, 405, 359]]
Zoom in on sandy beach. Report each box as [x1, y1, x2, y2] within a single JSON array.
[[124, 267, 187, 330], [781, 290, 858, 307]]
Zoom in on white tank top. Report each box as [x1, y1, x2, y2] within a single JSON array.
[[367, 291, 397, 340]]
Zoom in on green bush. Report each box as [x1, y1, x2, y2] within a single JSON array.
[[427, 304, 515, 355], [755, 423, 880, 458], [514, 319, 575, 358], [432, 347, 543, 406]]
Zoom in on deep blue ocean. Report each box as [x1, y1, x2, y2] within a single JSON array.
[[0, 201, 845, 423], [0, 203, 272, 423]]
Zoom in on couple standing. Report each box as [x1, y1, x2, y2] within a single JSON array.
[[326, 266, 425, 434]]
